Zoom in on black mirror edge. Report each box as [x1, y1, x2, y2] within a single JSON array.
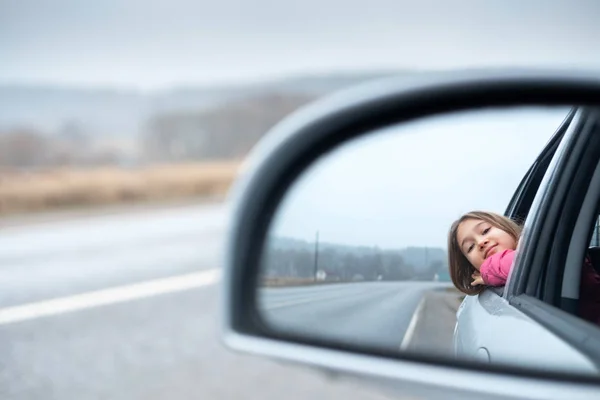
[[221, 68, 600, 398]]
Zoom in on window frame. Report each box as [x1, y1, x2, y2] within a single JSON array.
[[486, 107, 577, 297], [504, 108, 591, 298], [504, 108, 576, 224], [506, 107, 600, 369]]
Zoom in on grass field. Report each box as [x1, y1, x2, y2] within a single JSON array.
[[0, 161, 242, 216]]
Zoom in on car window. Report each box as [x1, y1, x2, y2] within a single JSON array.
[[590, 216, 600, 247], [586, 214, 600, 277], [490, 108, 576, 298], [520, 109, 600, 327], [555, 159, 600, 326], [505, 107, 576, 223], [562, 211, 600, 327], [500, 109, 600, 371]]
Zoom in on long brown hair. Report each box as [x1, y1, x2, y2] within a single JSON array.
[[448, 211, 522, 295]]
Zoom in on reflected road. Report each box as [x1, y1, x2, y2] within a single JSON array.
[[259, 281, 453, 351]]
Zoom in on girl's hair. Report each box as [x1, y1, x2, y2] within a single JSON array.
[[448, 211, 522, 295]]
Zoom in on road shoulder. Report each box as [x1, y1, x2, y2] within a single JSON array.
[[402, 289, 463, 355]]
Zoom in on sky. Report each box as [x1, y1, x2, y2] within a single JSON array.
[[1, 1, 597, 247], [271, 106, 571, 249], [2, 0, 600, 90]]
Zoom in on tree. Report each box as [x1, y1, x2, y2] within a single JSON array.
[[0, 129, 49, 168], [140, 93, 316, 163], [382, 252, 414, 280]]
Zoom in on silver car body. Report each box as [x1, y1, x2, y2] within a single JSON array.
[[453, 108, 600, 375], [454, 290, 597, 374]]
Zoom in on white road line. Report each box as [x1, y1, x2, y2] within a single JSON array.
[[399, 296, 426, 350], [0, 269, 221, 325]]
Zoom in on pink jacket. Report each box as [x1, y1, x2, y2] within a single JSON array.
[[480, 249, 515, 286], [480, 248, 600, 325]]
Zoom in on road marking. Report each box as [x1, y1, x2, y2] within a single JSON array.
[[400, 296, 426, 350], [0, 269, 220, 325]]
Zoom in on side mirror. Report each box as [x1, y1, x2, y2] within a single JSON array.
[[221, 69, 600, 399]]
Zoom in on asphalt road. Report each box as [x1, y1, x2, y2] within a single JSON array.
[[0, 202, 439, 400], [259, 281, 451, 352]]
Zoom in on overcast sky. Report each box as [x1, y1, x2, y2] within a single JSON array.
[[2, 0, 600, 89], [1, 1, 597, 247], [271, 106, 571, 249]]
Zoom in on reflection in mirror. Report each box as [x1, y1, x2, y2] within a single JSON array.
[[256, 106, 600, 376]]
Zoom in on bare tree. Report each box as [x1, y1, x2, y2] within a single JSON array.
[[141, 92, 316, 163], [0, 129, 49, 168]]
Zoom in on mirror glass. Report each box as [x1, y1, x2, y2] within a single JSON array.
[[256, 105, 600, 376]]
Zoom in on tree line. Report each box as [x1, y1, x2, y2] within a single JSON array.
[[0, 92, 316, 169], [262, 241, 448, 282]]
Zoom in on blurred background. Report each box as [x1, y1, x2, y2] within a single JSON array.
[[1, 1, 600, 399]]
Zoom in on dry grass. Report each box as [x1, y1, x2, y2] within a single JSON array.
[[0, 161, 242, 216]]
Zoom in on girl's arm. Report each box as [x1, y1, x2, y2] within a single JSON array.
[[480, 249, 516, 286]]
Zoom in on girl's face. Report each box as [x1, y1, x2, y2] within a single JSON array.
[[456, 218, 517, 270]]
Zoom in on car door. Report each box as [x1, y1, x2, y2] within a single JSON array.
[[502, 105, 600, 370], [453, 107, 600, 374]]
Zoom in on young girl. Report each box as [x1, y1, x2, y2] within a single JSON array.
[[447, 210, 600, 325], [447, 211, 521, 296]]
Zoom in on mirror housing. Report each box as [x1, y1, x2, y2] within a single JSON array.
[[221, 69, 600, 399]]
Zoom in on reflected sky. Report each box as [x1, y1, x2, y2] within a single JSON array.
[[271, 106, 570, 249]]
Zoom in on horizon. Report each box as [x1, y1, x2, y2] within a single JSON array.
[[0, 68, 414, 92], [270, 234, 449, 252]]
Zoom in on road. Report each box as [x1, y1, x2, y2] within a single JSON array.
[[0, 202, 441, 399], [259, 281, 451, 352]]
